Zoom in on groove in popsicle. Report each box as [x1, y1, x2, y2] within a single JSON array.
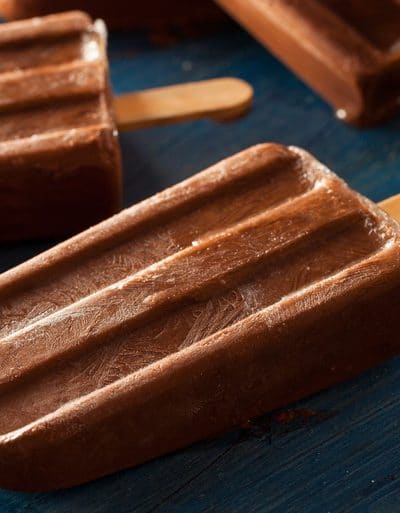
[[0, 33, 86, 73], [0, 147, 311, 337], [0, 60, 106, 112], [0, 202, 387, 435], [0, 185, 367, 392], [0, 97, 110, 142], [0, 11, 92, 47]]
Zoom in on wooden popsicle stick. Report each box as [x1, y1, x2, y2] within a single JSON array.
[[113, 77, 253, 131], [379, 194, 400, 222]]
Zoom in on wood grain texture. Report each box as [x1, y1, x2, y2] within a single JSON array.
[[114, 77, 253, 130], [380, 195, 400, 222], [1, 19, 400, 513]]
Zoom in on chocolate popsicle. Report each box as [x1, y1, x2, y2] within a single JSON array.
[[0, 143, 400, 491], [216, 0, 400, 126], [0, 11, 123, 240], [0, 11, 252, 241], [0, 0, 226, 30]]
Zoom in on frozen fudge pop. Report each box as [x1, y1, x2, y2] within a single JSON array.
[[0, 11, 252, 241], [0, 144, 400, 491], [0, 10, 122, 240], [217, 0, 400, 125], [0, 0, 225, 30]]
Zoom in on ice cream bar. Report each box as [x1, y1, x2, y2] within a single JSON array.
[[216, 0, 400, 126], [0, 11, 253, 241], [0, 143, 399, 491], [0, 0, 225, 30], [0, 11, 122, 240]]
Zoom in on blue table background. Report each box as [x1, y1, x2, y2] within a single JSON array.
[[1, 18, 400, 513]]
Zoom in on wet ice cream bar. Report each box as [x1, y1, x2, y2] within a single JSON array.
[[0, 143, 399, 491], [0, 11, 253, 241], [217, 0, 400, 126]]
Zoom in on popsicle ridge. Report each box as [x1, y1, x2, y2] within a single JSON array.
[[0, 11, 121, 240], [0, 12, 107, 120], [0, 60, 106, 111], [0, 144, 304, 333], [217, 0, 400, 124], [0, 185, 367, 389], [0, 144, 399, 491], [1, 229, 398, 440], [0, 10, 92, 46], [0, 144, 396, 438]]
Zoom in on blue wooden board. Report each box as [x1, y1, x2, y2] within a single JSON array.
[[1, 19, 400, 513]]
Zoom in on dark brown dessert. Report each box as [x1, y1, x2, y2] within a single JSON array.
[[217, 0, 400, 125], [0, 144, 399, 491], [0, 11, 122, 240]]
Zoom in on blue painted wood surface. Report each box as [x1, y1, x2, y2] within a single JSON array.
[[1, 19, 400, 513]]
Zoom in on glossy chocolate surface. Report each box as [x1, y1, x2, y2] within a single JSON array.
[[0, 144, 399, 491], [217, 0, 400, 125], [0, 11, 122, 241]]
